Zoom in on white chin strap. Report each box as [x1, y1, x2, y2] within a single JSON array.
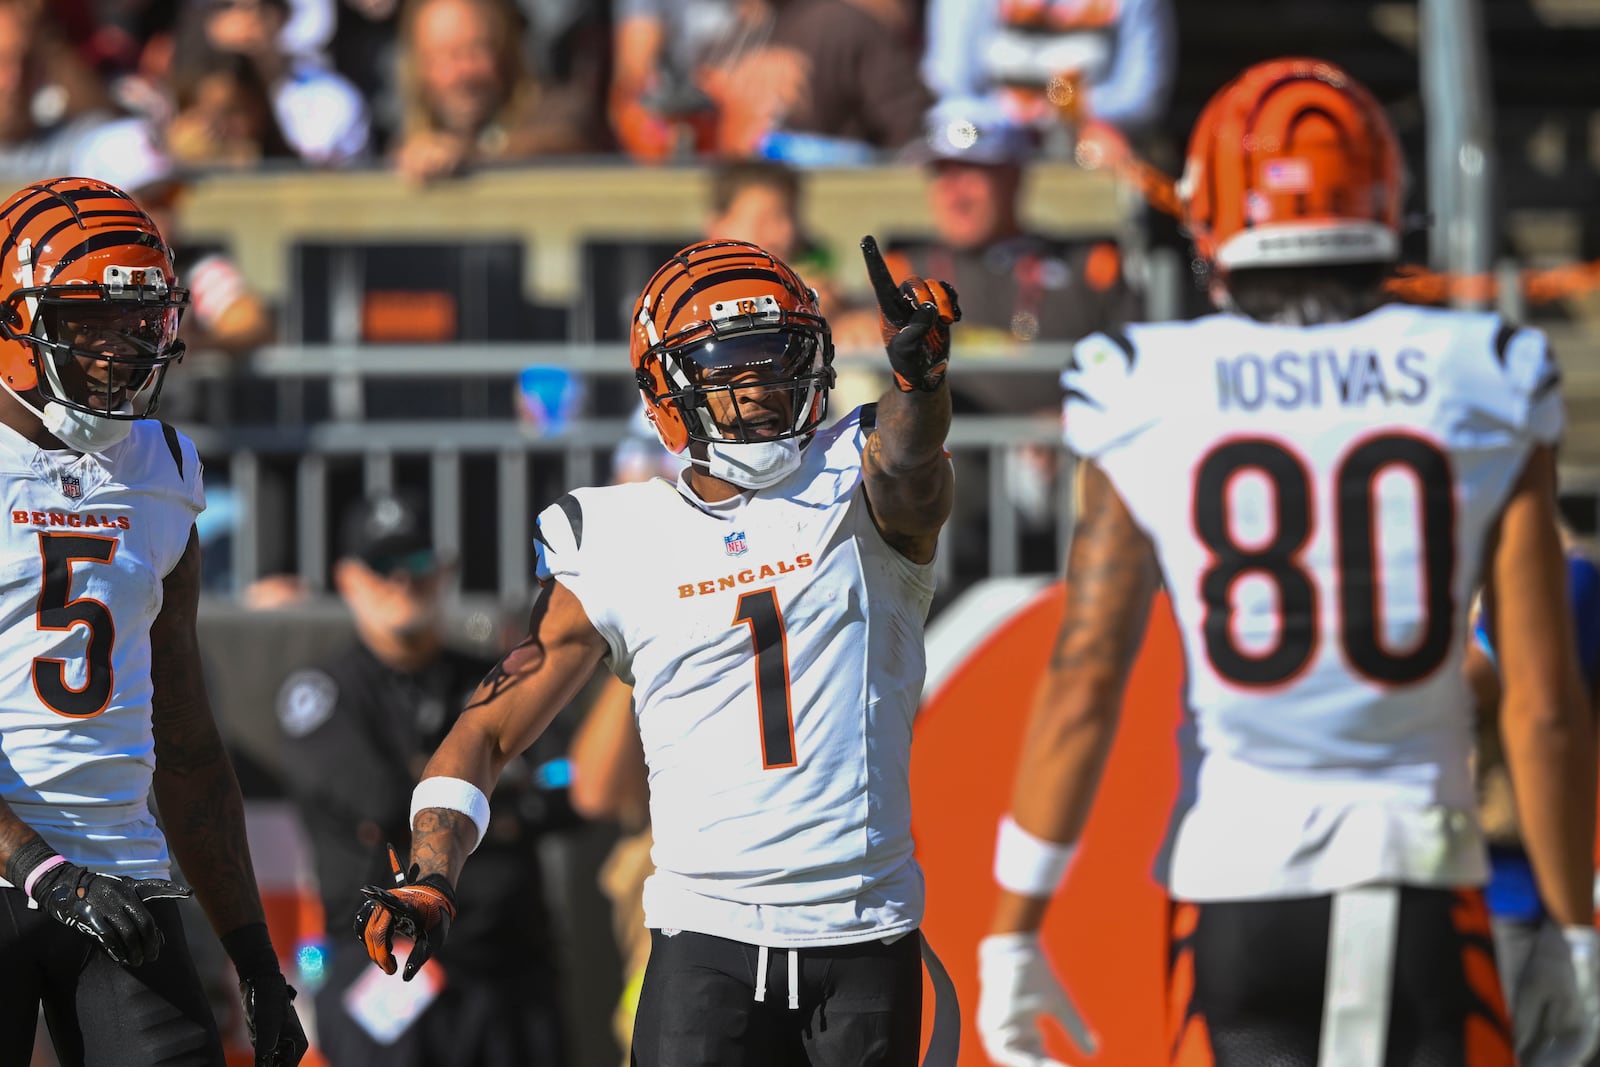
[[699, 437, 803, 489], [0, 376, 134, 453], [41, 400, 134, 453]]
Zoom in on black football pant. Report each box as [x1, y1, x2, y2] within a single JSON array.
[[631, 928, 923, 1067], [1167, 886, 1514, 1066], [0, 887, 224, 1066]]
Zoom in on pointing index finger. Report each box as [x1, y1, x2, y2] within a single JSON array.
[[860, 235, 907, 326]]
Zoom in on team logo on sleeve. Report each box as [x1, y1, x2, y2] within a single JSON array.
[[724, 530, 749, 556]]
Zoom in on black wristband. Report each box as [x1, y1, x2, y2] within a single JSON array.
[[4, 836, 58, 892], [221, 921, 281, 980]]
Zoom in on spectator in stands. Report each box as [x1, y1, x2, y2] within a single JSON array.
[[872, 99, 1137, 584], [327, 0, 402, 148], [611, 0, 932, 162], [0, 0, 119, 180], [275, 490, 572, 1066], [392, 0, 604, 183], [884, 99, 1138, 412], [705, 159, 840, 309], [173, 0, 370, 165], [166, 47, 301, 167], [922, 0, 1176, 141]]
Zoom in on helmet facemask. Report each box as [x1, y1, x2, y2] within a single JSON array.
[[13, 271, 189, 423], [637, 294, 836, 451]]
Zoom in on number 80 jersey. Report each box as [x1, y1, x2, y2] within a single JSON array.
[[1065, 305, 1562, 901]]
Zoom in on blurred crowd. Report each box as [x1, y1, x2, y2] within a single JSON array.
[[0, 0, 1175, 184]]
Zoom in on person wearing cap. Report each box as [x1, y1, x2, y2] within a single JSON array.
[[274, 490, 573, 1066], [885, 99, 1138, 415], [851, 100, 1138, 589]]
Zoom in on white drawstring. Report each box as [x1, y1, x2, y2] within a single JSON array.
[[752, 945, 802, 1010]]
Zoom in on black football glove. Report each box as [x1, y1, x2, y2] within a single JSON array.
[[354, 843, 457, 981], [861, 234, 961, 393], [240, 971, 309, 1067], [223, 922, 309, 1067], [8, 839, 190, 968]]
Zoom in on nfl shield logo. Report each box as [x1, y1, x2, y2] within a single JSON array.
[[60, 474, 81, 499], [724, 530, 748, 556]]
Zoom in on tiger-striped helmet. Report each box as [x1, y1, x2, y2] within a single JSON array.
[[1177, 58, 1404, 271], [0, 177, 189, 424], [629, 240, 834, 455]]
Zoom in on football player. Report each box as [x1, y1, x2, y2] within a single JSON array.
[[0, 179, 306, 1064], [976, 59, 1599, 1067], [356, 237, 962, 1065]]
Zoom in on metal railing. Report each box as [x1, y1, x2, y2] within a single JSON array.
[[181, 343, 1079, 603]]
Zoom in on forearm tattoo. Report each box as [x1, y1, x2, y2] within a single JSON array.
[[1050, 463, 1161, 673]]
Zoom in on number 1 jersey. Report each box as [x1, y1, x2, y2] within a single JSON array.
[[1064, 305, 1562, 901], [0, 420, 205, 884], [534, 406, 938, 947]]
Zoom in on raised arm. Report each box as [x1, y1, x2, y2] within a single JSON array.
[[858, 235, 958, 563]]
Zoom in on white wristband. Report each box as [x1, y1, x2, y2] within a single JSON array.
[[410, 777, 492, 855], [994, 814, 1077, 897]]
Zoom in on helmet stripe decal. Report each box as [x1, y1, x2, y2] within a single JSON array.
[[666, 268, 797, 322], [47, 229, 166, 276], [0, 190, 144, 264], [31, 210, 153, 258]]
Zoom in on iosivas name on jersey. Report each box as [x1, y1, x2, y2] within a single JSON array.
[[534, 406, 939, 948], [0, 421, 204, 885], [1063, 305, 1562, 902]]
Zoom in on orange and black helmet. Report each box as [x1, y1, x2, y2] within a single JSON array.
[[1177, 58, 1404, 272], [0, 177, 189, 420], [630, 240, 834, 454]]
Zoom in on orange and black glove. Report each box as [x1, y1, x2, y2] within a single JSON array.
[[353, 843, 456, 982], [862, 234, 961, 393]]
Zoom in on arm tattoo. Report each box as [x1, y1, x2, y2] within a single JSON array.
[[1049, 461, 1161, 673], [465, 583, 555, 713], [410, 808, 474, 882], [151, 530, 266, 937]]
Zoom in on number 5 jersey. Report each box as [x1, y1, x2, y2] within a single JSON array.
[[0, 420, 204, 885], [1065, 305, 1563, 902], [534, 406, 938, 948]]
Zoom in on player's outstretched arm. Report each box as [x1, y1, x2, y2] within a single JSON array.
[[978, 461, 1160, 1067], [858, 235, 957, 564], [1491, 445, 1596, 929], [408, 579, 608, 883], [356, 578, 607, 981], [151, 528, 308, 1066]]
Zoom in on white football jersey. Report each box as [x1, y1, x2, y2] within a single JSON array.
[[535, 406, 938, 947], [0, 420, 204, 884], [1063, 305, 1562, 901]]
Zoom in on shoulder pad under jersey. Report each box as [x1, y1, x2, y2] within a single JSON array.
[[1060, 328, 1151, 460]]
